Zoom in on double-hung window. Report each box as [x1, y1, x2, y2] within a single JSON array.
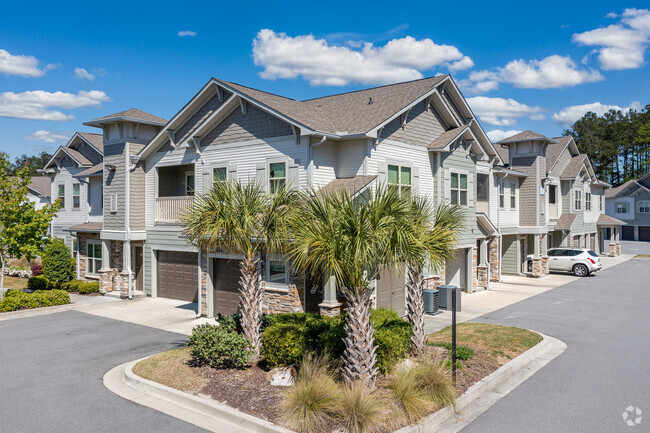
[[574, 190, 582, 211], [585, 193, 591, 211], [640, 201, 650, 213], [450, 172, 467, 206], [57, 185, 65, 207], [86, 242, 102, 276], [510, 184, 516, 209], [499, 182, 505, 208], [72, 183, 81, 209], [269, 162, 286, 194], [598, 195, 603, 211], [615, 202, 628, 213], [213, 166, 228, 183], [387, 164, 412, 196]]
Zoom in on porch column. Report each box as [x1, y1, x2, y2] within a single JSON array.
[[319, 272, 342, 316], [467, 247, 476, 293], [101, 239, 110, 270], [531, 234, 543, 278], [477, 240, 489, 290], [541, 233, 549, 275], [98, 240, 114, 294], [480, 240, 488, 265]]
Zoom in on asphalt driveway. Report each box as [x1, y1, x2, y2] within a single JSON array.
[[461, 255, 650, 432], [0, 311, 207, 433]]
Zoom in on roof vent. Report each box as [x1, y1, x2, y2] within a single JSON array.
[[368, 97, 373, 105]]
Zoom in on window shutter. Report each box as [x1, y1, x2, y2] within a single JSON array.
[[467, 172, 474, 207], [288, 159, 300, 190], [377, 162, 387, 184], [256, 162, 268, 192], [228, 164, 238, 182], [202, 164, 212, 193], [444, 169, 451, 203], [412, 166, 420, 194], [110, 194, 117, 213]]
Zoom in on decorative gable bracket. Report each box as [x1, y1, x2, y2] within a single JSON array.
[[167, 130, 176, 146], [191, 137, 202, 155], [400, 108, 411, 129]]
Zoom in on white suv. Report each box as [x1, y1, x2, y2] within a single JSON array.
[[546, 248, 602, 276]]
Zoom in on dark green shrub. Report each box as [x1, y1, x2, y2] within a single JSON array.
[[262, 322, 307, 368], [373, 316, 413, 373], [42, 238, 74, 283], [429, 342, 475, 361], [27, 275, 50, 290], [0, 289, 70, 312], [4, 289, 24, 298], [77, 282, 99, 294], [215, 313, 241, 333], [371, 308, 401, 327], [189, 323, 253, 369]]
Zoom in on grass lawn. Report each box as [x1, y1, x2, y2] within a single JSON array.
[[634, 254, 650, 258], [427, 322, 542, 365], [132, 347, 208, 394], [1, 276, 28, 290]]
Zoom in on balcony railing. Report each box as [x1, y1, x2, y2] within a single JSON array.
[[549, 203, 558, 220], [156, 196, 194, 223]]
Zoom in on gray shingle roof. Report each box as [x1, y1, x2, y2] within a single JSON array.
[[605, 179, 636, 198], [319, 175, 377, 196], [555, 213, 577, 231], [497, 130, 557, 144], [74, 163, 103, 177], [493, 144, 510, 166], [597, 214, 625, 226], [68, 222, 103, 232], [546, 136, 572, 171], [561, 155, 588, 179], [28, 176, 51, 197], [428, 126, 467, 150], [87, 108, 167, 125], [63, 147, 92, 166], [78, 132, 104, 153]]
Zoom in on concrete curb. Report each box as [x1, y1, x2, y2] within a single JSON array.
[[103, 358, 293, 433], [395, 332, 567, 433], [104, 332, 565, 433]]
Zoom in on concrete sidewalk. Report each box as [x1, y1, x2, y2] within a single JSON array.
[[424, 253, 633, 334]]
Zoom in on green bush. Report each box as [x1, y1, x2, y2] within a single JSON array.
[[27, 275, 50, 290], [188, 323, 253, 369], [78, 282, 99, 294], [262, 322, 307, 368], [429, 342, 475, 361], [373, 312, 413, 374], [3, 289, 24, 298], [0, 289, 70, 312], [42, 238, 74, 283]]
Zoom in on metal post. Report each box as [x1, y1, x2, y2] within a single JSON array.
[[451, 286, 457, 383]]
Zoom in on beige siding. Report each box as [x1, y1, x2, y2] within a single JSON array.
[[103, 144, 126, 231], [549, 148, 572, 177], [512, 155, 543, 226], [130, 162, 146, 230]]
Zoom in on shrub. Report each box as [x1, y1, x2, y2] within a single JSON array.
[[31, 263, 43, 276], [413, 360, 456, 410], [27, 275, 50, 290], [188, 323, 253, 369], [0, 289, 70, 312], [77, 282, 99, 294], [371, 310, 413, 374], [42, 238, 74, 283], [428, 342, 475, 361], [281, 354, 339, 433], [3, 289, 24, 297], [262, 322, 307, 368], [387, 367, 432, 423], [336, 382, 396, 433]]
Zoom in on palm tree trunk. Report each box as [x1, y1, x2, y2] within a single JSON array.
[[340, 286, 378, 388], [406, 264, 426, 355], [238, 255, 263, 355]]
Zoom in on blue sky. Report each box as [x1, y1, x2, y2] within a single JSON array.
[[1, 0, 649, 159]]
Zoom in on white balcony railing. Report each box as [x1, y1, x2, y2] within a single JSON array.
[[156, 196, 194, 223], [549, 203, 558, 220]]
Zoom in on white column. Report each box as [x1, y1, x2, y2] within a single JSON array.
[[480, 239, 488, 265], [542, 233, 548, 256], [533, 234, 541, 258], [101, 240, 110, 270]]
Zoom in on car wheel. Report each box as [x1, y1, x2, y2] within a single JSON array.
[[573, 264, 589, 277]]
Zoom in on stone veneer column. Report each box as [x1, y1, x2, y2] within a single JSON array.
[[541, 233, 549, 275], [476, 265, 488, 290], [531, 257, 543, 277], [319, 273, 342, 316], [488, 235, 500, 282]]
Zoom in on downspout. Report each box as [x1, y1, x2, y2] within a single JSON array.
[[125, 150, 140, 300], [76, 233, 80, 280], [196, 249, 202, 318]]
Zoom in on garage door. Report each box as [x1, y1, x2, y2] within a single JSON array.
[[590, 233, 596, 251], [213, 258, 241, 316], [640, 226, 650, 242], [376, 266, 405, 316], [622, 226, 635, 241], [445, 249, 467, 289], [156, 251, 198, 302]]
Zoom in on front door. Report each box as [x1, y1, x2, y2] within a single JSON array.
[[134, 246, 143, 291], [376, 266, 406, 316]]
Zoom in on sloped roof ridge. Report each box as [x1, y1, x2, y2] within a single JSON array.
[[221, 80, 299, 102]]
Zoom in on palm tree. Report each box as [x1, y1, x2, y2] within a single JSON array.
[[287, 186, 411, 387], [182, 180, 296, 355], [400, 199, 463, 355]]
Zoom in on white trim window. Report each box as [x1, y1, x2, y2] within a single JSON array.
[[213, 166, 227, 183], [86, 241, 102, 276], [387, 164, 412, 197], [499, 182, 505, 209], [57, 184, 65, 207], [598, 195, 603, 212], [269, 162, 286, 194], [640, 201, 650, 213], [615, 202, 628, 213], [450, 172, 468, 206], [185, 171, 195, 196], [72, 183, 81, 209], [510, 184, 516, 209], [266, 256, 289, 287], [574, 190, 582, 211], [585, 192, 591, 211]]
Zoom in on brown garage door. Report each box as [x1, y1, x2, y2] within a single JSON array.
[[213, 258, 241, 316], [640, 226, 650, 242], [156, 251, 198, 302]]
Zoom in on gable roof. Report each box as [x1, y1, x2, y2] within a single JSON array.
[[597, 214, 625, 226], [428, 126, 468, 150], [555, 213, 577, 231], [319, 175, 377, 196], [546, 137, 569, 171], [605, 179, 636, 198], [497, 130, 558, 145], [85, 108, 167, 127], [74, 163, 103, 178], [493, 144, 510, 166], [28, 176, 51, 197], [77, 132, 104, 153]]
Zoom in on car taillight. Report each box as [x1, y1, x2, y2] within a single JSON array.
[[587, 257, 595, 264]]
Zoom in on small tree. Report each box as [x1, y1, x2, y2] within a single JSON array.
[[0, 153, 60, 299], [42, 238, 75, 283]]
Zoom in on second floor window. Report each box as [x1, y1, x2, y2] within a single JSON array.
[[450, 172, 467, 206], [510, 184, 516, 209], [640, 201, 650, 213], [72, 183, 80, 209], [58, 185, 65, 207], [548, 185, 557, 204], [615, 202, 628, 213], [388, 164, 412, 196], [585, 193, 591, 211], [499, 183, 505, 208], [599, 195, 603, 211], [213, 167, 227, 183], [269, 162, 286, 193], [574, 190, 582, 211]]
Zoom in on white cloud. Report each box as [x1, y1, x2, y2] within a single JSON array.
[[74, 67, 95, 81], [552, 101, 642, 127], [486, 129, 523, 142], [460, 55, 603, 93], [573, 8, 650, 70], [25, 130, 70, 143], [0, 90, 110, 121], [252, 29, 473, 86], [178, 30, 197, 37], [467, 96, 545, 126], [0, 49, 46, 77]]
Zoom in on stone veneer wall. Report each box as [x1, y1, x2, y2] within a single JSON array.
[[98, 240, 124, 293], [488, 235, 500, 282], [77, 232, 100, 280]]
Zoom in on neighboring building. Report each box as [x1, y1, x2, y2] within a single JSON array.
[[605, 172, 650, 241], [25, 176, 51, 210], [493, 131, 622, 277]]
